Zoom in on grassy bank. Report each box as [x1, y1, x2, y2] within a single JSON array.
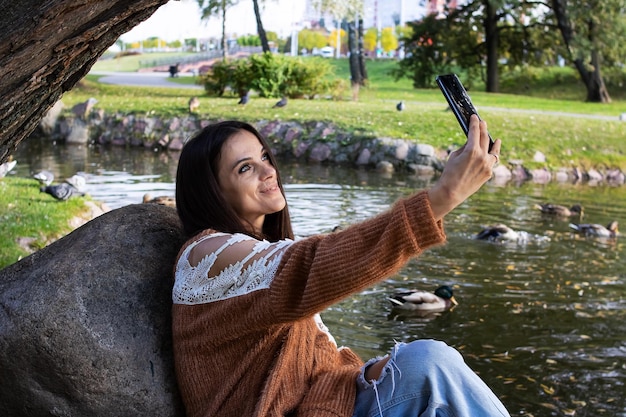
[[83, 57, 626, 170], [0, 178, 93, 268]]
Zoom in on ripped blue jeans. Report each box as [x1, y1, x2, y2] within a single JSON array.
[[352, 340, 510, 417]]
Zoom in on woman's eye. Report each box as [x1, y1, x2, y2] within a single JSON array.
[[262, 152, 270, 162], [238, 164, 251, 174]]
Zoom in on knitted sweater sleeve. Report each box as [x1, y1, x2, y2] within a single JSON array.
[[269, 190, 446, 321]]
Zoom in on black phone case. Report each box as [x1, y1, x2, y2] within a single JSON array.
[[436, 74, 494, 150]]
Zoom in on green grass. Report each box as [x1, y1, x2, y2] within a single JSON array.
[[0, 178, 91, 268], [72, 57, 626, 170]]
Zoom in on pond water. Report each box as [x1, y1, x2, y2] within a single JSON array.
[[11, 140, 626, 417]]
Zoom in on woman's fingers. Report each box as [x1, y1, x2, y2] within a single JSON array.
[[427, 115, 502, 219]]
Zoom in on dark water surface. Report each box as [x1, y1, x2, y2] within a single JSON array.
[[12, 140, 626, 416]]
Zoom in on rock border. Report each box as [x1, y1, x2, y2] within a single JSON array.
[[35, 103, 625, 186]]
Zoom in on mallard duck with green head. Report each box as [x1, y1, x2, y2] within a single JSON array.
[[388, 285, 458, 312]]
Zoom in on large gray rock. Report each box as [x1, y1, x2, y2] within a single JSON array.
[[0, 204, 187, 417]]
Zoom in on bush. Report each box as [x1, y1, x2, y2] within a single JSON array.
[[200, 52, 339, 99]]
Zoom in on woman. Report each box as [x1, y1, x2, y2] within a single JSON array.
[[173, 116, 509, 417]]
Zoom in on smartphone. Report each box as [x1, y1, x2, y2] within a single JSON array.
[[436, 73, 494, 151]]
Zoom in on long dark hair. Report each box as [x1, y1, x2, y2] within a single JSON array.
[[175, 120, 294, 241]]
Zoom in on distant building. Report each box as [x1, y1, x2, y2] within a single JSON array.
[[302, 0, 426, 30], [425, 0, 459, 18]]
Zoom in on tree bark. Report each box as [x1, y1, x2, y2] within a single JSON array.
[[550, 0, 611, 103], [252, 0, 270, 53], [221, 0, 228, 59], [348, 20, 362, 101], [0, 0, 169, 165], [483, 0, 499, 92], [357, 17, 368, 84]]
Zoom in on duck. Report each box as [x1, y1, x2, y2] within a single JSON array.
[[474, 223, 521, 242], [396, 101, 405, 111], [188, 96, 200, 113], [569, 221, 619, 238], [272, 96, 288, 108], [64, 173, 86, 192], [0, 159, 17, 178], [33, 170, 55, 186], [534, 203, 583, 218], [388, 285, 458, 312], [142, 193, 176, 208], [238, 92, 249, 105], [40, 183, 85, 201]]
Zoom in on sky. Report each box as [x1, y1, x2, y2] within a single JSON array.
[[122, 0, 307, 42]]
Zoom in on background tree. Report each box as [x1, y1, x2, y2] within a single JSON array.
[[380, 27, 398, 54], [0, 0, 169, 165], [298, 29, 328, 53], [548, 0, 625, 103], [327, 28, 347, 53], [313, 0, 367, 98], [396, 0, 545, 91], [363, 27, 377, 52], [197, 0, 239, 59], [252, 0, 270, 52]]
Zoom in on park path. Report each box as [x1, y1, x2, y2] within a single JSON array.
[[90, 70, 623, 121]]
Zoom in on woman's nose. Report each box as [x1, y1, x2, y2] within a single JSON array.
[[261, 163, 276, 179]]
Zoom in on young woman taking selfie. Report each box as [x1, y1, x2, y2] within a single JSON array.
[[172, 115, 510, 417]]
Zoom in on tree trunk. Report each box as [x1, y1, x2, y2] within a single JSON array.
[[483, 0, 499, 92], [221, 0, 228, 59], [550, 0, 611, 103], [252, 0, 270, 53], [357, 17, 368, 84], [0, 0, 169, 165], [347, 21, 361, 101]]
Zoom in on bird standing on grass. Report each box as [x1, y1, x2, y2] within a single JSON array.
[[238, 92, 249, 105], [71, 97, 98, 120], [33, 170, 54, 186], [273, 96, 288, 108], [40, 183, 85, 201], [188, 97, 200, 113], [0, 159, 17, 178], [396, 101, 405, 111], [388, 285, 458, 312], [64, 173, 87, 192]]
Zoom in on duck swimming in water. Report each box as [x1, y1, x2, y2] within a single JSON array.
[[388, 285, 458, 312], [569, 221, 619, 238], [534, 203, 583, 218], [474, 224, 522, 242]]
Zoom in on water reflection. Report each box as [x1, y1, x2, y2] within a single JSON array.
[[10, 140, 626, 416]]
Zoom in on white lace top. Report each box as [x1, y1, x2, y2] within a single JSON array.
[[173, 232, 295, 305]]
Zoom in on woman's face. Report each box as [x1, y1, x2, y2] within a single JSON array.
[[217, 130, 286, 233]]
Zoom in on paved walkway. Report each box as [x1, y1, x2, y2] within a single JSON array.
[[91, 71, 202, 89]]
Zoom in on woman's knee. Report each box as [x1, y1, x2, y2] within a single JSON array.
[[391, 339, 467, 377]]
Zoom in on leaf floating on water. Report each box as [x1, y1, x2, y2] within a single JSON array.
[[545, 359, 557, 364], [502, 377, 517, 384], [562, 409, 576, 416], [571, 400, 586, 407], [540, 384, 555, 395]]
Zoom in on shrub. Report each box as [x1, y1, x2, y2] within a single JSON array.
[[200, 52, 339, 99]]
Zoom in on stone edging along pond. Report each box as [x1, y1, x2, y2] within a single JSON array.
[[40, 106, 625, 186]]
